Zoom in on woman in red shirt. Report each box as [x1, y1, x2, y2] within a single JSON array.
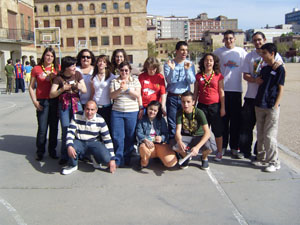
[[29, 47, 60, 161], [194, 53, 225, 161]]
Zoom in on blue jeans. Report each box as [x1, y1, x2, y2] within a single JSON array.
[[166, 95, 182, 139], [36, 98, 59, 156], [68, 140, 111, 167], [110, 110, 138, 166], [15, 78, 25, 93], [239, 98, 256, 157], [59, 101, 83, 160]]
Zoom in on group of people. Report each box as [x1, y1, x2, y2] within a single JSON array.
[[27, 29, 285, 175]]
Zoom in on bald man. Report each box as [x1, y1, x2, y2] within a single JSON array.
[[62, 100, 116, 175]]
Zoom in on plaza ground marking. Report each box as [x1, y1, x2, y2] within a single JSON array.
[[0, 196, 27, 225]]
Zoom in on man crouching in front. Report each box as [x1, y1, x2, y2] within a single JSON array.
[[61, 100, 116, 175]]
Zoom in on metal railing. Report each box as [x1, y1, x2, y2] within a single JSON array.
[[0, 28, 34, 43]]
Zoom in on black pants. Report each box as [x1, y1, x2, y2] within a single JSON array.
[[222, 91, 241, 150], [15, 78, 25, 93], [239, 98, 257, 157]]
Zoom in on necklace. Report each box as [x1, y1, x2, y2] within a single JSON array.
[[182, 107, 198, 134], [202, 70, 214, 90], [42, 64, 54, 75]]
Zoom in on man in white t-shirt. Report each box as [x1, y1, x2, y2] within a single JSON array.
[[213, 30, 247, 158], [238, 32, 283, 159]]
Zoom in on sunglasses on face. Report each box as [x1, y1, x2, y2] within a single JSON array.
[[120, 69, 129, 72], [81, 56, 91, 59]]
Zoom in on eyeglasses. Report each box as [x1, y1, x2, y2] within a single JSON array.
[[81, 56, 91, 59], [120, 69, 129, 72]]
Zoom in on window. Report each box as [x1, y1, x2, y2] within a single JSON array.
[[90, 3, 95, 10], [125, 2, 130, 9], [125, 17, 131, 26], [55, 20, 61, 28], [113, 17, 119, 27], [101, 36, 109, 45], [101, 3, 107, 11], [67, 19, 73, 28], [43, 5, 48, 12], [55, 5, 60, 12], [44, 20, 50, 28], [78, 4, 83, 11], [28, 16, 31, 31], [124, 35, 133, 45], [35, 20, 38, 28], [113, 3, 118, 10], [78, 37, 86, 41], [113, 36, 121, 45], [90, 18, 96, 28], [34, 6, 37, 13], [101, 18, 108, 27], [66, 38, 75, 47], [60, 38, 63, 47], [127, 55, 133, 64], [66, 4, 72, 11], [90, 37, 98, 46], [78, 19, 84, 28]]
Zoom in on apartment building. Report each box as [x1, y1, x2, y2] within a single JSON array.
[[34, 0, 148, 67]]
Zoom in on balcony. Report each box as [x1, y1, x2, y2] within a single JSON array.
[[0, 28, 34, 45]]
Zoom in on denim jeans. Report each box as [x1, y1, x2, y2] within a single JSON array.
[[68, 140, 111, 167], [222, 91, 242, 150], [36, 98, 59, 156], [239, 98, 256, 157], [15, 78, 25, 93], [59, 101, 83, 160], [166, 95, 182, 139], [110, 110, 138, 166]]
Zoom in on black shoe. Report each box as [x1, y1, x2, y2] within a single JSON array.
[[201, 159, 209, 170], [36, 154, 43, 161], [49, 152, 59, 159], [58, 159, 68, 165]]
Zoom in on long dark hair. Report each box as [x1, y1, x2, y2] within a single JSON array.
[[198, 53, 220, 74], [38, 47, 59, 72], [146, 101, 162, 120], [76, 49, 95, 67], [111, 49, 128, 73], [92, 55, 113, 81]]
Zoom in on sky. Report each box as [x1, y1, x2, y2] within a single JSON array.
[[147, 0, 300, 31]]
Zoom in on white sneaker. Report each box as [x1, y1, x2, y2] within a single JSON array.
[[252, 160, 268, 167], [61, 165, 78, 175], [264, 164, 281, 172]]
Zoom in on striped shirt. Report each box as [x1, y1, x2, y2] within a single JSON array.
[[110, 76, 141, 112], [66, 111, 115, 160]]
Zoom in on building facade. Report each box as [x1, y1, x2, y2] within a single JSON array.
[[34, 0, 148, 67], [0, 0, 35, 81], [285, 8, 300, 25], [189, 13, 237, 40]]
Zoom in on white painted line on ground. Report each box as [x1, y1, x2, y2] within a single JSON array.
[[0, 101, 17, 111], [0, 197, 27, 225], [206, 169, 248, 225]]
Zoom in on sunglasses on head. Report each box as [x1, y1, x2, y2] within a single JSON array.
[[81, 56, 91, 59]]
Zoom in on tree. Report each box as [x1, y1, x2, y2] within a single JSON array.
[[147, 42, 158, 57], [276, 43, 289, 56]]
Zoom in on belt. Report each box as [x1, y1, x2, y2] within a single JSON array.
[[97, 104, 111, 108], [168, 92, 182, 97]]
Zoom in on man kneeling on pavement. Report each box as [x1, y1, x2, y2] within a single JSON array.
[[61, 100, 116, 175]]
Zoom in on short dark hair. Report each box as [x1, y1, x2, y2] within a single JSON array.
[[252, 31, 266, 40], [7, 59, 12, 64], [118, 61, 132, 71], [261, 43, 277, 56], [146, 100, 162, 120], [25, 61, 30, 65], [224, 30, 235, 37], [76, 49, 95, 66], [198, 53, 220, 74], [60, 56, 77, 74], [181, 91, 194, 100], [16, 59, 21, 63], [175, 41, 188, 50]]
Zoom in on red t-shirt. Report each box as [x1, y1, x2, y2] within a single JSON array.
[[139, 72, 166, 107], [196, 72, 224, 105], [31, 65, 60, 99]]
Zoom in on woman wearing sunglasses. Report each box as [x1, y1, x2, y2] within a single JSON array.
[[110, 62, 142, 167], [76, 49, 95, 108]]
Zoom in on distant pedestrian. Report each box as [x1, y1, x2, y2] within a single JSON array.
[[14, 59, 25, 93], [253, 43, 285, 172], [213, 30, 247, 157], [4, 59, 15, 94], [24, 61, 33, 88], [164, 41, 196, 139]]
